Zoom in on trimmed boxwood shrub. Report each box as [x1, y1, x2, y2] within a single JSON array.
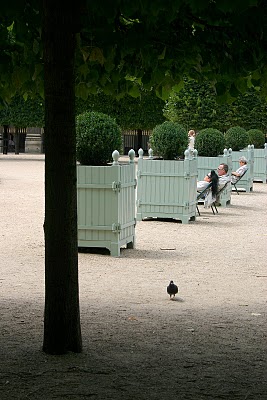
[[225, 126, 249, 151], [76, 111, 122, 165], [247, 129, 265, 148], [194, 128, 225, 156], [149, 121, 188, 159]]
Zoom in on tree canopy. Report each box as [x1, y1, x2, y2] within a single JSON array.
[[1, 0, 267, 105], [164, 79, 267, 133]]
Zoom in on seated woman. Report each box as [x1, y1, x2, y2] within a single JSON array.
[[197, 170, 219, 208], [231, 156, 248, 184], [197, 170, 219, 197]]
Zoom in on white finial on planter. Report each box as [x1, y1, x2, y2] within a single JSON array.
[[112, 150, 120, 165], [229, 148, 232, 155], [193, 149, 198, 158], [223, 148, 228, 156], [184, 149, 190, 159], [128, 149, 135, 163], [138, 148, 144, 158], [148, 148, 153, 159]]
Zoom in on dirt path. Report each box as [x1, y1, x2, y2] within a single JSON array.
[[0, 154, 267, 400]]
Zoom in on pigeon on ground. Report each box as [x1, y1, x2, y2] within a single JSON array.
[[167, 280, 178, 299]]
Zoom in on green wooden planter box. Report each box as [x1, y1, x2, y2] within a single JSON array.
[[77, 150, 136, 257], [253, 144, 267, 183], [196, 149, 232, 207], [231, 145, 254, 192], [136, 148, 198, 224]]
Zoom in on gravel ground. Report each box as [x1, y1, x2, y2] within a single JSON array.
[[0, 153, 267, 400]]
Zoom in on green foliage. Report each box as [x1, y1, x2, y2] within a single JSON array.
[[225, 126, 249, 151], [164, 80, 267, 134], [194, 128, 225, 157], [76, 90, 166, 130], [0, 95, 44, 127], [163, 79, 222, 131], [247, 129, 265, 148], [1, 1, 267, 106], [149, 121, 188, 159], [76, 111, 122, 165], [231, 91, 267, 133]]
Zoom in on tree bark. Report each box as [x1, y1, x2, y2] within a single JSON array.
[[14, 128, 19, 154], [137, 129, 143, 151], [3, 125, 8, 154], [42, 1, 82, 354]]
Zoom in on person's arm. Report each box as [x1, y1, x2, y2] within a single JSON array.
[[232, 171, 240, 177], [232, 166, 246, 177]]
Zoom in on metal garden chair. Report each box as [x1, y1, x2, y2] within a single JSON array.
[[231, 168, 248, 195], [196, 183, 218, 216]]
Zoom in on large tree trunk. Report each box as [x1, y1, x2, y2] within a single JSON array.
[[42, 1, 82, 354]]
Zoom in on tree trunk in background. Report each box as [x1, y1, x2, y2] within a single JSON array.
[[137, 129, 142, 151], [3, 125, 8, 154], [42, 1, 82, 354], [14, 128, 19, 155]]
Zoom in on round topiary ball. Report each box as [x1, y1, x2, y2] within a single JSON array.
[[225, 126, 249, 151], [149, 121, 188, 159], [194, 128, 225, 156], [247, 129, 265, 149], [76, 111, 122, 165]]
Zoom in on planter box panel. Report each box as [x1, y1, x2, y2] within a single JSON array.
[[136, 156, 197, 223], [218, 182, 231, 207], [253, 146, 267, 182], [117, 165, 136, 242], [77, 163, 136, 256], [78, 166, 119, 242]]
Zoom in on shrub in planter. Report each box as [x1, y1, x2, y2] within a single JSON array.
[[247, 129, 265, 148], [194, 128, 225, 156], [76, 111, 122, 165], [225, 126, 249, 151], [149, 121, 188, 159]]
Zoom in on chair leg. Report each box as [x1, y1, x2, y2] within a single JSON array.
[[196, 205, 200, 216], [211, 205, 216, 215], [232, 183, 239, 194]]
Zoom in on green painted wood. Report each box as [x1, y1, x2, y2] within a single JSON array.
[[231, 145, 254, 192], [77, 154, 136, 256], [197, 149, 232, 206], [253, 144, 267, 183], [136, 149, 198, 224]]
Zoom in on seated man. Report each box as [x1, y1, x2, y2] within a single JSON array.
[[217, 163, 231, 189], [231, 156, 248, 184], [197, 170, 218, 193]]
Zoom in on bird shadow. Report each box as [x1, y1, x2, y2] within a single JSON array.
[[169, 297, 184, 302]]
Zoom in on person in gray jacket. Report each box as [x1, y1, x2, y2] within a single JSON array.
[[217, 163, 231, 188], [231, 156, 248, 184]]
